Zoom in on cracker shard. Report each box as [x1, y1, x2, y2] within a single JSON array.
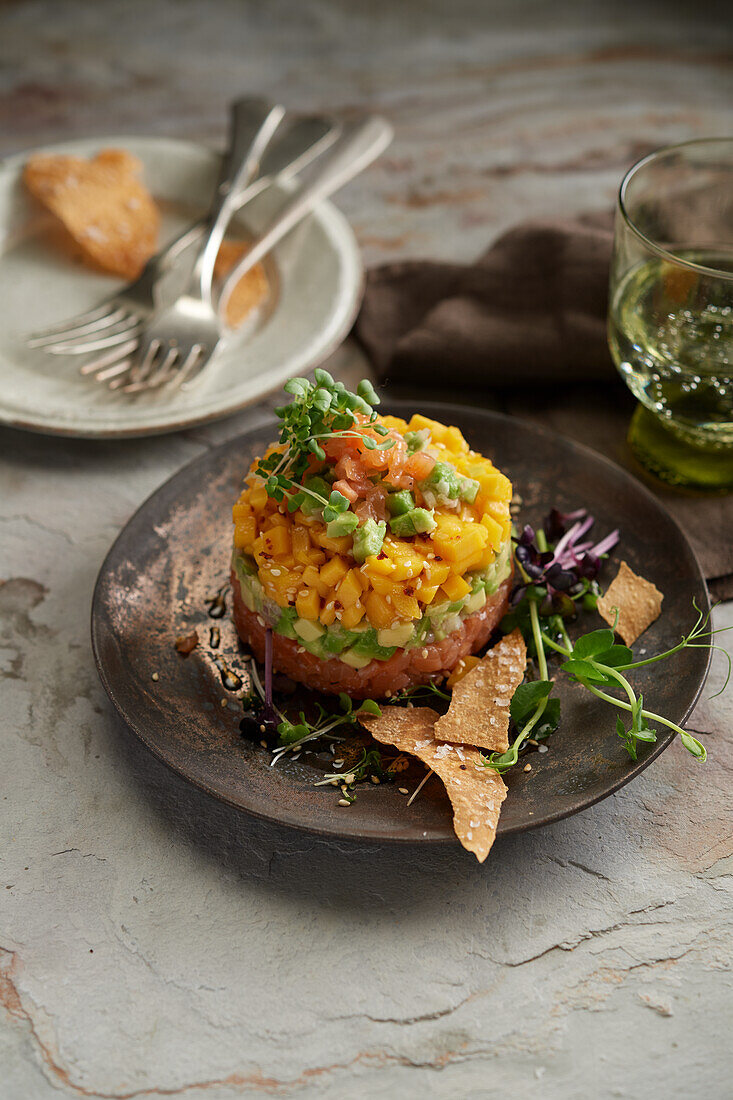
[[433, 628, 527, 753], [212, 239, 270, 329], [23, 148, 160, 279], [360, 707, 506, 863], [597, 560, 664, 646]]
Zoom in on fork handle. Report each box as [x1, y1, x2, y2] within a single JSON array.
[[218, 116, 393, 319], [193, 98, 286, 302]]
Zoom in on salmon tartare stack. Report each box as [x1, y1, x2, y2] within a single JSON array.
[[230, 373, 513, 697]]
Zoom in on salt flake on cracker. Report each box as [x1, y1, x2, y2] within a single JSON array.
[[360, 707, 507, 863], [597, 560, 663, 646], [433, 628, 527, 753], [24, 148, 159, 279]]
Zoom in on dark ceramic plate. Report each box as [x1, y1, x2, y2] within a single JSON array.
[[92, 401, 710, 843]]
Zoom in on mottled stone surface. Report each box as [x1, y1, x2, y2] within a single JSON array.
[[1, 2, 732, 1097]]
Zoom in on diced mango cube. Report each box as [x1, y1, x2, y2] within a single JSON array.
[[408, 413, 446, 443], [391, 590, 421, 620], [480, 513, 505, 550], [364, 553, 396, 578], [444, 425, 469, 453], [335, 568, 363, 610], [318, 532, 353, 553], [421, 558, 451, 587], [441, 574, 471, 601], [261, 525, 291, 558], [295, 586, 320, 620], [292, 525, 312, 565], [446, 655, 481, 688], [365, 590, 395, 630], [319, 556, 349, 589], [233, 516, 257, 549], [414, 577, 440, 605], [340, 601, 366, 629], [320, 600, 337, 627], [249, 485, 268, 510]]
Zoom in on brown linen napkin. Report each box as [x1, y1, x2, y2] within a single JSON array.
[[354, 213, 733, 585], [355, 214, 615, 388]]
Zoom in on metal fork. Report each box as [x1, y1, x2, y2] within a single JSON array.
[[124, 115, 394, 393], [25, 98, 286, 370]]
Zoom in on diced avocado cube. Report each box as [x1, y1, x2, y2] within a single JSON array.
[[300, 476, 331, 515], [352, 519, 386, 563], [350, 628, 395, 661], [404, 428, 430, 452], [421, 461, 460, 501], [389, 508, 437, 536], [377, 623, 415, 648], [318, 628, 349, 655], [293, 618, 325, 643], [387, 490, 415, 516], [326, 511, 358, 538], [275, 606, 298, 639], [458, 475, 480, 503], [463, 589, 487, 614], [339, 648, 373, 669]]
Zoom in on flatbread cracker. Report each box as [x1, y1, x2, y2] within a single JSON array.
[[433, 628, 527, 753], [213, 239, 269, 329], [360, 707, 507, 863], [597, 560, 664, 646], [24, 148, 159, 279]]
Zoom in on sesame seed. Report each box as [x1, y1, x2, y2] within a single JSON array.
[[220, 698, 227, 707], [399, 787, 409, 795], [524, 763, 532, 772], [538, 745, 549, 754], [270, 569, 281, 577], [260, 739, 268, 748], [370, 775, 380, 784], [151, 672, 159, 682], [260, 724, 266, 733], [338, 799, 350, 807], [343, 773, 356, 785]]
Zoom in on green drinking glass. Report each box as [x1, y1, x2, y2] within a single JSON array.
[[608, 138, 733, 492]]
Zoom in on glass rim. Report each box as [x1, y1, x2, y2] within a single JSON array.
[[618, 137, 733, 280]]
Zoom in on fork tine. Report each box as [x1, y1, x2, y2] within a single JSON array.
[[45, 322, 142, 355], [79, 338, 140, 376], [177, 345, 212, 389], [26, 301, 119, 343], [129, 338, 164, 385], [121, 345, 180, 393], [96, 358, 136, 383], [28, 307, 131, 348]]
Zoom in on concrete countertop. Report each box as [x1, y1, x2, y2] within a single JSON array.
[[1, 2, 731, 1097]]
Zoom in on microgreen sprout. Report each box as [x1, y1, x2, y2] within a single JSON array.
[[253, 373, 386, 515], [483, 509, 727, 773], [269, 693, 382, 766]]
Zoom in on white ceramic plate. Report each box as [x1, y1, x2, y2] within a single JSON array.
[[0, 136, 364, 437]]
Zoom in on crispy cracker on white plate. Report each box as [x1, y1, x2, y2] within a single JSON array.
[[23, 148, 160, 279], [360, 707, 507, 863], [597, 560, 664, 646], [434, 628, 527, 753], [213, 239, 270, 329]]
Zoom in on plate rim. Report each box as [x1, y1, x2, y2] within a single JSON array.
[[0, 134, 364, 439], [91, 400, 712, 844]]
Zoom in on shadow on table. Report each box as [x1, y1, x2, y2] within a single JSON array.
[[105, 706, 612, 920]]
